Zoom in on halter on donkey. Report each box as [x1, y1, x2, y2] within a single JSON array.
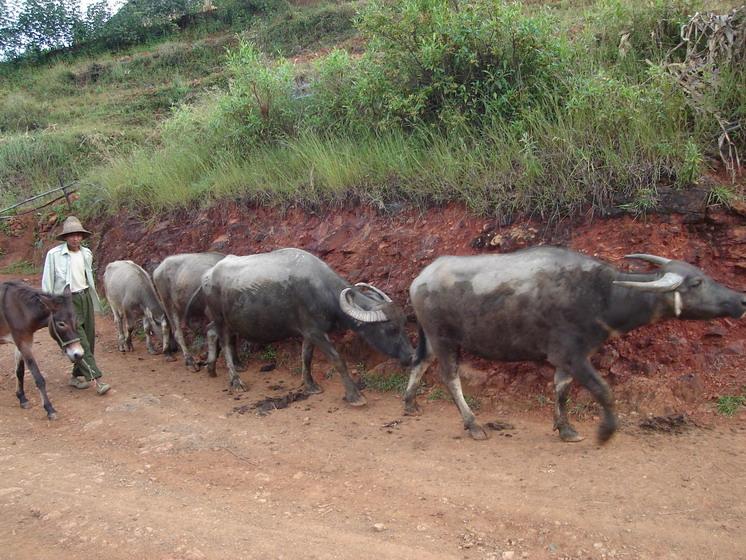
[[0, 281, 84, 419]]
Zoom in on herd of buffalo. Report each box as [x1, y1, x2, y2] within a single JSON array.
[[2, 245, 745, 444]]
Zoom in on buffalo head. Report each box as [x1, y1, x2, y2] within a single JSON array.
[[339, 283, 415, 366], [614, 254, 746, 320]]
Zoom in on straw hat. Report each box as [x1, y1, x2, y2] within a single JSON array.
[[56, 216, 92, 240]]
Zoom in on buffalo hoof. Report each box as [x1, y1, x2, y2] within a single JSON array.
[[19, 401, 31, 409], [47, 412, 58, 420], [597, 420, 618, 445], [403, 401, 422, 416], [345, 393, 367, 407], [558, 425, 585, 443], [165, 354, 178, 363], [467, 423, 489, 441], [304, 383, 324, 395], [207, 365, 217, 378], [229, 378, 248, 393]]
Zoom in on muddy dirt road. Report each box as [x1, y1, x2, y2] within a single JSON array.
[[1, 316, 744, 560]]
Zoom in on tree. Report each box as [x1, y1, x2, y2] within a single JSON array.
[[6, 0, 81, 55]]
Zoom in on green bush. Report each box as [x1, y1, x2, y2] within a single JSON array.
[[218, 40, 299, 148], [352, 0, 565, 129]]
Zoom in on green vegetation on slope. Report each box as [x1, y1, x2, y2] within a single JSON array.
[[2, 0, 744, 220]]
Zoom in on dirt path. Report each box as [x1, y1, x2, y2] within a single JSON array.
[[1, 316, 745, 560]]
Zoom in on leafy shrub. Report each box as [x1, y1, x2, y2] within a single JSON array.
[[217, 40, 299, 148], [351, 0, 565, 129]]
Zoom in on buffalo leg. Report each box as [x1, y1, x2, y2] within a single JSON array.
[[143, 314, 156, 355], [112, 306, 126, 352], [14, 348, 29, 409], [436, 349, 487, 440], [219, 324, 246, 392], [563, 357, 617, 443], [205, 322, 219, 377], [171, 313, 199, 371], [162, 318, 175, 360], [309, 332, 365, 406], [552, 369, 583, 442], [300, 339, 322, 394], [16, 340, 56, 419], [403, 347, 434, 415], [123, 310, 135, 352]]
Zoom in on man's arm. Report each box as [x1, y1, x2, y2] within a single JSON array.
[[41, 250, 55, 293]]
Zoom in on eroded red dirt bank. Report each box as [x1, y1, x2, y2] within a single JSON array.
[[4, 201, 746, 421]]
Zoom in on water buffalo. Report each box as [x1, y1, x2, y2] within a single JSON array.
[[404, 247, 746, 443], [104, 260, 167, 354], [152, 252, 225, 370], [199, 248, 415, 403], [0, 282, 84, 419]]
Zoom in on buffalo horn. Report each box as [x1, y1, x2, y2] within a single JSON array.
[[624, 253, 671, 266], [613, 272, 684, 292], [339, 288, 388, 323], [354, 282, 393, 303]]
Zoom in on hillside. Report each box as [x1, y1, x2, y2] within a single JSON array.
[[1, 0, 743, 221]]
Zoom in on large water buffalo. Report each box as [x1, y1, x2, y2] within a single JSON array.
[[152, 252, 225, 370], [405, 247, 746, 443], [199, 248, 415, 403], [104, 260, 167, 354]]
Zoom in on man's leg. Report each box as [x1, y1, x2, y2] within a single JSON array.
[[72, 291, 109, 394]]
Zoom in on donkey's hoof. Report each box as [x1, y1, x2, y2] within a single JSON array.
[[47, 412, 58, 420], [19, 401, 31, 409]]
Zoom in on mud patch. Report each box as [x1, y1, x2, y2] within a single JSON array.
[[486, 420, 515, 431], [232, 389, 310, 416], [639, 414, 692, 434]]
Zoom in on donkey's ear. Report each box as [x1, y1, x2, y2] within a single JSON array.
[[37, 293, 58, 311], [62, 285, 72, 297]]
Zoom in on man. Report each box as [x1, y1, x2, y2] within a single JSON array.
[[41, 216, 111, 395]]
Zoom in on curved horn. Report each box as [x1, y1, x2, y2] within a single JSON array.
[[613, 272, 684, 293], [354, 282, 393, 302], [339, 288, 388, 323], [624, 254, 671, 266]]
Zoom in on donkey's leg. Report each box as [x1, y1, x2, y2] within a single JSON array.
[[14, 347, 29, 409], [16, 339, 56, 419]]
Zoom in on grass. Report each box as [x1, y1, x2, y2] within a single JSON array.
[[359, 363, 409, 394], [259, 345, 278, 362], [716, 388, 746, 416], [0, 260, 38, 275]]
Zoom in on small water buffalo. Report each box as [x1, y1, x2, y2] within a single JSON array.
[[104, 260, 167, 354], [0, 282, 84, 419], [152, 252, 225, 370], [405, 247, 746, 443], [199, 248, 415, 403]]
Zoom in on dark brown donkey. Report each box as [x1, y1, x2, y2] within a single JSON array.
[[0, 282, 84, 419]]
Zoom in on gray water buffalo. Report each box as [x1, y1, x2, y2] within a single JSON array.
[[199, 248, 415, 403], [405, 247, 746, 443], [104, 260, 167, 354], [152, 252, 225, 370]]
